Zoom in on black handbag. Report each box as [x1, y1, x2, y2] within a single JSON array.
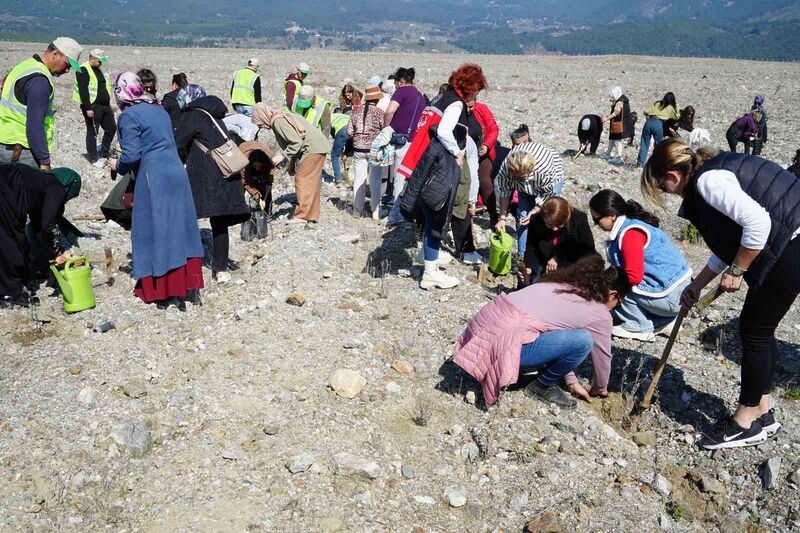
[[390, 92, 422, 148]]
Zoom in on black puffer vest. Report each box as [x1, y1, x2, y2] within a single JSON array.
[[679, 152, 800, 287], [429, 87, 469, 150], [609, 95, 634, 140]]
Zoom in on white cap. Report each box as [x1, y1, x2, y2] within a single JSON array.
[[90, 48, 107, 62], [581, 118, 591, 131], [298, 85, 315, 100], [52, 37, 83, 70], [248, 57, 259, 67], [298, 62, 310, 74]]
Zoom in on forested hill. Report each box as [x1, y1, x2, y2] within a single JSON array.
[[1, 0, 799, 61]]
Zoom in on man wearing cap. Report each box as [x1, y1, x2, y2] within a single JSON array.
[[230, 58, 261, 117], [283, 62, 310, 110], [0, 37, 83, 169], [73, 48, 116, 163], [290, 85, 333, 139]]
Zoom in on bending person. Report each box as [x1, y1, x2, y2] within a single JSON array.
[[642, 138, 799, 450], [589, 189, 691, 341]]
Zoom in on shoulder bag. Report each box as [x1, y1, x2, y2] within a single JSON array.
[[192, 108, 249, 178]]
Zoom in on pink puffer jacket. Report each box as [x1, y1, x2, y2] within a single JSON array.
[[453, 293, 545, 406]]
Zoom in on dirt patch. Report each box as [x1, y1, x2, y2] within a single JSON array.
[[592, 392, 645, 435], [661, 466, 727, 523]]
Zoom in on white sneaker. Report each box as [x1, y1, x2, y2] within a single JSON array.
[[420, 262, 460, 290], [92, 158, 107, 168], [653, 317, 680, 337], [462, 251, 483, 265], [415, 249, 453, 266], [611, 325, 655, 342], [214, 271, 231, 284]]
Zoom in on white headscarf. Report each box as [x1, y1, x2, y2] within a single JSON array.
[[610, 86, 623, 101]]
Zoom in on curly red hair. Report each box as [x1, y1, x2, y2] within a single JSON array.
[[448, 63, 487, 98]]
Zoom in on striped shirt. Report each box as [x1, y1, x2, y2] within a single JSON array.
[[494, 141, 564, 205]]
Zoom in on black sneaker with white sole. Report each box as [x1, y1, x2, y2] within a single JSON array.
[[524, 380, 577, 410], [699, 417, 768, 450], [757, 409, 782, 438]]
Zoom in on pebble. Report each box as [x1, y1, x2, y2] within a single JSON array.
[[789, 467, 800, 485], [443, 486, 467, 508], [700, 474, 725, 495], [123, 378, 147, 399], [328, 369, 366, 399], [414, 495, 434, 505], [632, 431, 655, 447], [391, 360, 415, 375], [461, 442, 480, 462], [110, 420, 151, 456], [286, 452, 315, 474], [262, 424, 280, 436], [651, 473, 672, 497], [286, 293, 306, 306], [401, 465, 415, 479], [93, 321, 115, 333], [526, 511, 562, 532], [761, 456, 781, 490], [509, 491, 529, 511], [465, 391, 477, 405], [332, 452, 382, 480], [68, 365, 83, 375], [77, 387, 96, 407], [385, 381, 401, 394]]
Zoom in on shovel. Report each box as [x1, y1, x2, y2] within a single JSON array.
[[638, 284, 724, 411]]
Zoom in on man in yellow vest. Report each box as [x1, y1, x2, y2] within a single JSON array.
[[73, 48, 116, 164], [292, 85, 333, 140], [229, 58, 261, 117], [0, 37, 83, 169], [283, 62, 310, 109], [329, 112, 351, 183]]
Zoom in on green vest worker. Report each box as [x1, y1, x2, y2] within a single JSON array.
[[0, 37, 83, 169], [283, 62, 310, 110], [292, 85, 333, 139], [72, 48, 116, 163], [230, 58, 261, 117]]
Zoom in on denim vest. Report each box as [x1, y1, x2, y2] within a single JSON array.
[[606, 216, 691, 297]]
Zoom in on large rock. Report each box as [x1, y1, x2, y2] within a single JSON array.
[[332, 452, 382, 480], [110, 421, 151, 456], [761, 456, 781, 490], [328, 369, 366, 399]]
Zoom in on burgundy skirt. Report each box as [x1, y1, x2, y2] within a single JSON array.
[[134, 257, 204, 303]]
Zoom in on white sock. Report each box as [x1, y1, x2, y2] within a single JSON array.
[[424, 260, 438, 274]]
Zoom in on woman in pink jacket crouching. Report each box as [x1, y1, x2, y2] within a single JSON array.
[[453, 255, 630, 409]]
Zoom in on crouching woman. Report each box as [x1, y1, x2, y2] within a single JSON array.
[[452, 255, 630, 409]]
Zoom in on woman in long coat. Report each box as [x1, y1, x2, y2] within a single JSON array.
[[109, 72, 204, 304], [174, 91, 250, 283]]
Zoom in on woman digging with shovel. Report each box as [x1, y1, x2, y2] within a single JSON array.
[[642, 138, 800, 450]]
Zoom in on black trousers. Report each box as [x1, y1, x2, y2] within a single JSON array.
[[726, 125, 751, 154], [81, 104, 117, 159], [451, 213, 476, 257], [477, 156, 498, 226], [209, 214, 242, 272], [738, 237, 800, 406]]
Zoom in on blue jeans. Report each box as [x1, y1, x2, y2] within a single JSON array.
[[613, 277, 690, 333], [419, 201, 441, 261], [636, 116, 664, 167], [520, 329, 594, 387], [233, 104, 253, 117], [516, 181, 563, 257], [331, 128, 350, 182]]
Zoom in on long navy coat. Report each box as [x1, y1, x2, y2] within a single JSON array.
[[116, 102, 204, 280]]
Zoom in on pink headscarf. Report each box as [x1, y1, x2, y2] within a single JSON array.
[[114, 71, 156, 109]]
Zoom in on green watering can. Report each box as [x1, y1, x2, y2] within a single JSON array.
[[50, 256, 96, 313], [488, 230, 514, 276]]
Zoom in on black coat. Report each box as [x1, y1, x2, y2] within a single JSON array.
[[161, 89, 182, 131], [524, 209, 597, 272], [174, 96, 249, 222], [609, 96, 634, 140]]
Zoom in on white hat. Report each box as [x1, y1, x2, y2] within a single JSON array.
[[368, 74, 382, 86], [580, 118, 591, 131], [89, 48, 107, 63], [298, 85, 315, 100], [298, 62, 310, 74], [248, 57, 259, 67], [52, 37, 83, 71]]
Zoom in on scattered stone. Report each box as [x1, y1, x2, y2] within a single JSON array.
[[461, 442, 480, 462], [123, 378, 147, 399], [414, 495, 434, 505], [526, 511, 562, 532], [333, 452, 381, 480], [77, 387, 96, 407], [632, 431, 655, 447], [465, 391, 477, 405], [328, 369, 366, 398], [110, 421, 151, 456], [319, 517, 344, 532], [789, 467, 800, 485], [699, 474, 725, 495], [93, 321, 115, 333], [443, 487, 467, 508], [391, 360, 415, 375], [286, 293, 306, 307], [651, 473, 672, 497], [68, 365, 82, 375], [221, 448, 243, 461], [509, 491, 529, 511], [761, 457, 781, 490], [385, 381, 401, 394], [262, 424, 280, 436], [336, 233, 360, 244], [397, 268, 411, 277], [401, 465, 415, 479], [286, 452, 315, 474], [322, 272, 333, 279]]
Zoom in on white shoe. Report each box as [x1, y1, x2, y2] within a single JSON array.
[[92, 158, 107, 168], [420, 261, 460, 290], [214, 271, 231, 284], [611, 325, 655, 342], [462, 251, 483, 265], [415, 249, 452, 266], [653, 317, 680, 337]]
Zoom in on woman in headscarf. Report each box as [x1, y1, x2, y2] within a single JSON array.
[[0, 164, 81, 308], [109, 72, 204, 306], [600, 86, 634, 165], [174, 86, 250, 283], [252, 103, 330, 223]]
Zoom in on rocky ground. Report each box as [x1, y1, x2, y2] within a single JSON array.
[[1, 43, 800, 532]]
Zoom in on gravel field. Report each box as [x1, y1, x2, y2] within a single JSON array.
[[1, 42, 800, 532]]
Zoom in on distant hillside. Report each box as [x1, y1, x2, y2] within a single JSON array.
[[1, 0, 799, 60]]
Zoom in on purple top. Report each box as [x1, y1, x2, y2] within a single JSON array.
[[506, 282, 613, 388], [389, 85, 425, 141], [733, 114, 758, 141]]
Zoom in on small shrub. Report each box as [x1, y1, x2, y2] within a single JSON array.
[[667, 501, 685, 522], [678, 223, 702, 244], [783, 387, 800, 401]]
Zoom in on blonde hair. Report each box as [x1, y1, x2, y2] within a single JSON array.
[[507, 150, 536, 178], [751, 109, 763, 122], [640, 138, 719, 207]]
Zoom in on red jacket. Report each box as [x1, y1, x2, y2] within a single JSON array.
[[473, 102, 499, 160]]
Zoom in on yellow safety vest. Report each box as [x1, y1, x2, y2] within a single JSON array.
[[72, 62, 112, 105], [292, 95, 332, 129], [331, 113, 349, 135], [0, 58, 55, 150], [283, 78, 301, 110], [231, 68, 258, 106]]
